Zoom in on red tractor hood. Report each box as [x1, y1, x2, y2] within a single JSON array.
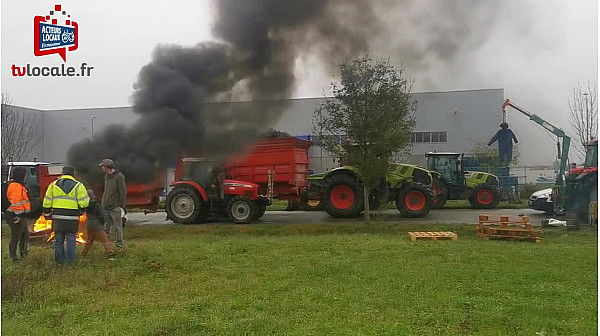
[[222, 179, 259, 189]]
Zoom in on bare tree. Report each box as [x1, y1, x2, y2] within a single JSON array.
[[1, 93, 41, 164], [569, 82, 598, 162]]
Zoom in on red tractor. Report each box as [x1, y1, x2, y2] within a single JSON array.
[[166, 158, 271, 224], [166, 137, 311, 224]]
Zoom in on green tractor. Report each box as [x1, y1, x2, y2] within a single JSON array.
[[319, 163, 434, 218], [426, 152, 502, 209]]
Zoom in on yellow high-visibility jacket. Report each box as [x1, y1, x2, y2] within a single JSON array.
[[43, 175, 89, 225]]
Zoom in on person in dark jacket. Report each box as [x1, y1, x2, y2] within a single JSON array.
[[5, 167, 31, 262], [99, 159, 127, 252], [82, 189, 115, 258], [42, 165, 89, 264], [488, 122, 518, 166]]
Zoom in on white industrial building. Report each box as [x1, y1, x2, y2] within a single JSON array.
[[6, 88, 505, 174]]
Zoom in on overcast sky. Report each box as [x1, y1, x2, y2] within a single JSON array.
[[1, 1, 598, 165]]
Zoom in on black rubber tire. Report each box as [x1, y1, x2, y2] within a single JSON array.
[[227, 196, 258, 224], [166, 187, 206, 224], [284, 200, 303, 211], [396, 182, 433, 218], [322, 174, 364, 218], [254, 204, 267, 220], [468, 185, 501, 209], [431, 179, 448, 210]]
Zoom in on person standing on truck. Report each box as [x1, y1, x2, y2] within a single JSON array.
[[81, 189, 115, 259], [4, 167, 31, 262], [99, 159, 127, 253], [43, 165, 89, 264]]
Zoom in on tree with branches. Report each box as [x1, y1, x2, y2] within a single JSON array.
[[314, 55, 416, 224], [1, 93, 41, 164], [569, 81, 598, 162]]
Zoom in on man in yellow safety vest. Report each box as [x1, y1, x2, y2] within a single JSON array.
[[43, 165, 89, 264]]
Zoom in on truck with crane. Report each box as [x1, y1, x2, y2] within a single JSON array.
[[501, 99, 598, 220]]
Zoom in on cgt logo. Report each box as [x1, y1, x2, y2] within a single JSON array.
[[34, 4, 78, 62]]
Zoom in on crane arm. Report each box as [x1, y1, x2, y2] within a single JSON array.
[[501, 99, 567, 138], [502, 98, 571, 197]]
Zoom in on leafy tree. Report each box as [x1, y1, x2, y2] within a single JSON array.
[[314, 55, 416, 224]]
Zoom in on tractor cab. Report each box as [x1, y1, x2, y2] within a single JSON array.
[[425, 152, 465, 188], [178, 158, 224, 200], [570, 139, 598, 175]]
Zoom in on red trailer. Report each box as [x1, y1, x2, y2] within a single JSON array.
[[226, 137, 311, 202], [166, 137, 310, 224]]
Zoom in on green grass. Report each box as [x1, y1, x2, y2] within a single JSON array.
[[266, 199, 289, 211], [2, 223, 597, 335]]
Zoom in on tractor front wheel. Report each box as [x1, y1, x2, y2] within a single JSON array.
[[468, 185, 501, 209], [228, 196, 258, 224], [396, 183, 433, 218], [322, 174, 364, 218]]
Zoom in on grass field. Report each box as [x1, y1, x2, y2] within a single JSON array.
[[2, 222, 597, 335]]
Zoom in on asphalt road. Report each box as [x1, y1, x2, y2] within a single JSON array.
[[127, 208, 552, 227]]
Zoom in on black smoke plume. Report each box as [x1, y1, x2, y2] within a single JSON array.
[[67, 0, 381, 184]]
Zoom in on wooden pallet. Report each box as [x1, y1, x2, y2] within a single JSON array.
[[477, 213, 540, 243], [408, 231, 458, 242], [478, 214, 531, 229], [477, 227, 537, 237], [479, 234, 541, 243]]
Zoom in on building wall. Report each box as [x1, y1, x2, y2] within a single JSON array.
[[42, 107, 137, 163], [10, 88, 505, 174], [408, 89, 504, 167]]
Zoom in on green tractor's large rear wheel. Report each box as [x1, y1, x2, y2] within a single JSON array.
[[322, 174, 364, 218], [396, 183, 433, 218], [468, 185, 501, 209]]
